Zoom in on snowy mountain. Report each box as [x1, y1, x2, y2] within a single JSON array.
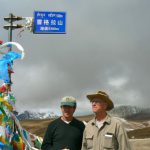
[[17, 110, 58, 120]]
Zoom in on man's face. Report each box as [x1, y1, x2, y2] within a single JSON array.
[[91, 99, 107, 113], [61, 105, 76, 118]]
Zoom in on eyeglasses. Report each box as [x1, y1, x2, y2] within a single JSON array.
[[91, 99, 105, 104]]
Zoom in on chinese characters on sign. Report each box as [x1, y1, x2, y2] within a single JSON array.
[[33, 11, 66, 34]]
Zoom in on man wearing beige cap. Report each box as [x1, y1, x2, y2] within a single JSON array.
[[81, 91, 131, 150], [41, 96, 85, 150]]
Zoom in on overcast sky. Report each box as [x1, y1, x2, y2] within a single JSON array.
[[0, 0, 150, 115]]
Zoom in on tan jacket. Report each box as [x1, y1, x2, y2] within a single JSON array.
[[81, 115, 131, 150]]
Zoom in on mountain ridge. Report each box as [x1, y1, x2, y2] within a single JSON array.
[[17, 105, 150, 120]]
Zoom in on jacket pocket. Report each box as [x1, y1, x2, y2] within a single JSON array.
[[103, 134, 114, 149], [85, 134, 93, 149]]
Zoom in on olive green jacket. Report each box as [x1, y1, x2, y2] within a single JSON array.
[[81, 115, 131, 150]]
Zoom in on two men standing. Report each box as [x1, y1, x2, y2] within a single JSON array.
[[42, 90, 131, 150]]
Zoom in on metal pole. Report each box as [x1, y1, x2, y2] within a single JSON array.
[[8, 13, 13, 51]]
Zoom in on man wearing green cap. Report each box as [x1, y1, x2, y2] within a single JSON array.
[[41, 96, 85, 150], [81, 91, 131, 150]]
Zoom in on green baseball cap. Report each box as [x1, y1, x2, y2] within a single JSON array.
[[61, 96, 77, 107]]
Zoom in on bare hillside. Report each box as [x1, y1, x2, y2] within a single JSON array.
[[20, 116, 150, 139]]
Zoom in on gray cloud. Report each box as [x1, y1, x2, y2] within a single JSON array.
[[0, 0, 150, 115]]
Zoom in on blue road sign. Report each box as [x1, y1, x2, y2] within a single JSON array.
[[33, 11, 66, 34]]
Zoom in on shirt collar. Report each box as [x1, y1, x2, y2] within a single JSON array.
[[91, 114, 111, 126]]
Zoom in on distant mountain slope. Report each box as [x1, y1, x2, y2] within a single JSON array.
[[109, 105, 150, 120], [17, 105, 150, 120]]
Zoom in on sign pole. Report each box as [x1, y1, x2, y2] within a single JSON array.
[[8, 14, 13, 41], [8, 13, 13, 51]]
